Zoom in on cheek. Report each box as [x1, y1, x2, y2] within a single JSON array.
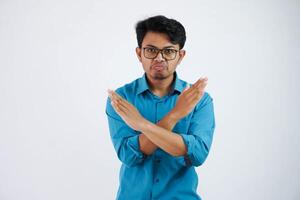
[[168, 61, 178, 69], [141, 58, 152, 69]]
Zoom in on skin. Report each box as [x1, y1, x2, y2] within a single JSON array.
[[108, 32, 208, 156], [135, 31, 185, 97]]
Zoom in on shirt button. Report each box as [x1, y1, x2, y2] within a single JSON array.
[[155, 178, 160, 183], [156, 159, 161, 163]]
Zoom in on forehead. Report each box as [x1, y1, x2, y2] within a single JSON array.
[[142, 31, 179, 49]]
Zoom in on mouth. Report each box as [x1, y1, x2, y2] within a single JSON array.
[[152, 64, 166, 71]]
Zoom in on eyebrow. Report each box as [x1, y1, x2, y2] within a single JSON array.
[[145, 45, 177, 49]]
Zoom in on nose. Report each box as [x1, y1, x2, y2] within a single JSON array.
[[154, 51, 165, 62]]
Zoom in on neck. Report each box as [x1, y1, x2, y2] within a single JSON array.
[[146, 73, 175, 97]]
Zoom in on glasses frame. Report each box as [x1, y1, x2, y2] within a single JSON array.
[[142, 47, 180, 61]]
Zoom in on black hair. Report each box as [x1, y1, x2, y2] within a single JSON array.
[[135, 15, 186, 49]]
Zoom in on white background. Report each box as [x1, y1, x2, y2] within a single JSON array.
[[0, 0, 299, 199]]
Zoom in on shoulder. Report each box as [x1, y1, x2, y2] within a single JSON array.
[[200, 92, 213, 104], [114, 77, 140, 100], [196, 92, 214, 111]]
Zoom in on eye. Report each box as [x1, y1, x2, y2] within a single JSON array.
[[146, 48, 157, 53], [163, 49, 176, 54]]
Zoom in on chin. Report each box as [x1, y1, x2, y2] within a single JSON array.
[[153, 76, 167, 80], [151, 72, 170, 80]]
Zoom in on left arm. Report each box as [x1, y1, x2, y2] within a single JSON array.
[[136, 95, 215, 160], [140, 94, 216, 164], [107, 84, 215, 159], [108, 89, 187, 156], [109, 91, 186, 156]]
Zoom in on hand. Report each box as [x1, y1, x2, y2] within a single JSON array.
[[108, 89, 147, 131], [172, 77, 208, 120]]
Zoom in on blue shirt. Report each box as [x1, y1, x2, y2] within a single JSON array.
[[106, 72, 215, 200]]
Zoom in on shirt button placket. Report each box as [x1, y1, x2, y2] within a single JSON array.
[[152, 98, 164, 199]]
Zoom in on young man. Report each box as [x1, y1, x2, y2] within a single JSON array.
[[106, 15, 215, 200]]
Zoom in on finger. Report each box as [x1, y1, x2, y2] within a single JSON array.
[[182, 85, 190, 93], [111, 100, 127, 115], [189, 82, 206, 100], [194, 77, 208, 88], [108, 89, 125, 102], [192, 78, 202, 88], [114, 96, 132, 110], [111, 100, 122, 114], [193, 85, 206, 99], [111, 98, 129, 112], [108, 89, 122, 101], [193, 77, 205, 87], [188, 90, 202, 103], [112, 91, 123, 100], [184, 80, 203, 97], [190, 95, 202, 105], [108, 90, 117, 101], [192, 78, 207, 93], [109, 90, 139, 116], [108, 91, 131, 109], [183, 87, 196, 98], [185, 77, 206, 96], [197, 80, 208, 90], [182, 82, 198, 96], [110, 90, 132, 107], [189, 89, 205, 103]]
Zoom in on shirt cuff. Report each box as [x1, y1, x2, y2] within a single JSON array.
[[127, 135, 147, 160], [180, 134, 195, 166]]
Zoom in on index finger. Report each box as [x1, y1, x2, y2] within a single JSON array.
[[108, 89, 123, 101]]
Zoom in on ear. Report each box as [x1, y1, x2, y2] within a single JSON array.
[[135, 47, 142, 63], [177, 50, 186, 65]]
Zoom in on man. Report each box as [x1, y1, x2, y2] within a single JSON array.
[[106, 15, 215, 200]]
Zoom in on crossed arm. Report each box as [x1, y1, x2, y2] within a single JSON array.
[[108, 77, 208, 157]]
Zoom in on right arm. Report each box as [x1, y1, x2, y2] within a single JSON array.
[[139, 77, 208, 155], [106, 77, 207, 166]]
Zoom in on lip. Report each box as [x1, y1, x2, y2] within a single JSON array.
[[152, 64, 166, 70]]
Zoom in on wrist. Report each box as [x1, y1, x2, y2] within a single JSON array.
[[138, 118, 152, 133], [168, 109, 182, 123]]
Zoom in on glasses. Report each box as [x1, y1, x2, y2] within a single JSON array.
[[143, 47, 179, 60]]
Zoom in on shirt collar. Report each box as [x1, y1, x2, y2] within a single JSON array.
[[136, 71, 185, 95]]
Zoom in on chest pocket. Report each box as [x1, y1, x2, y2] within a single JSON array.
[[173, 117, 190, 135]]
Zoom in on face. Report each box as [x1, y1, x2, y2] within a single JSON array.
[[136, 31, 186, 81]]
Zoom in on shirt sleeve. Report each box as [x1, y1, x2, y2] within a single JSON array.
[[105, 93, 146, 167], [180, 92, 216, 167]]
